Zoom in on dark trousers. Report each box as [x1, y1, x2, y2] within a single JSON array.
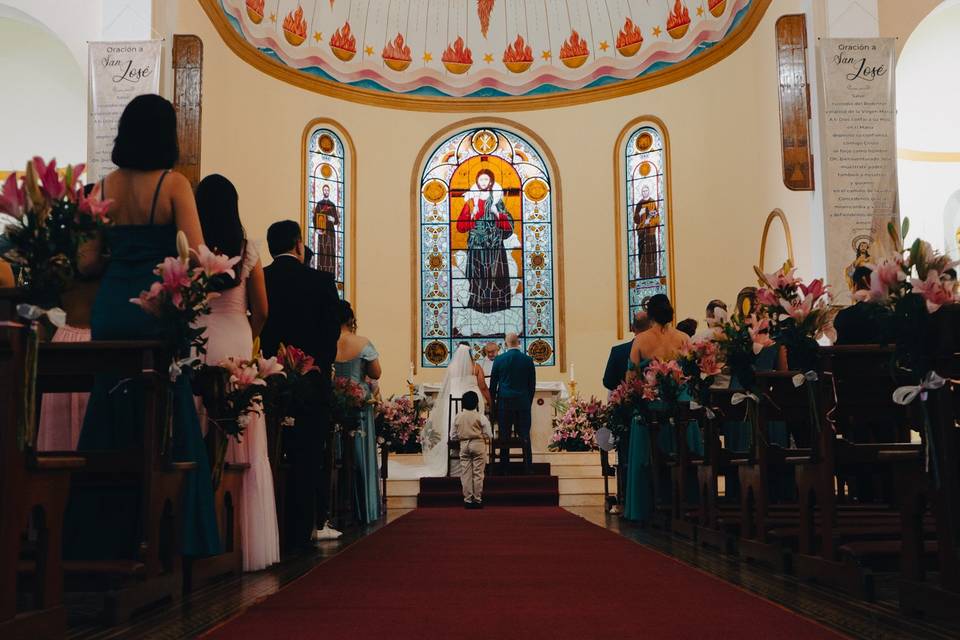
[[497, 399, 532, 467], [284, 403, 331, 550]]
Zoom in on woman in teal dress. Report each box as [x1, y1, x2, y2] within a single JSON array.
[[333, 301, 382, 524], [66, 95, 220, 559]]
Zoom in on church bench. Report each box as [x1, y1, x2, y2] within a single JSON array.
[[0, 324, 85, 640], [33, 339, 195, 624]]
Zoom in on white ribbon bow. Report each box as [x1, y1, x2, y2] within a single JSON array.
[[792, 370, 819, 388], [731, 391, 759, 406], [168, 356, 200, 382], [17, 303, 66, 328], [892, 371, 947, 405], [689, 400, 716, 419]]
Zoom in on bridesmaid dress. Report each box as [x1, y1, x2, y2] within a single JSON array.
[[197, 242, 279, 571], [64, 171, 221, 560], [334, 342, 381, 524]]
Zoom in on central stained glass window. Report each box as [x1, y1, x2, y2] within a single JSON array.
[[419, 127, 555, 368]]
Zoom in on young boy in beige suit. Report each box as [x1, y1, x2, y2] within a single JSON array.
[[455, 391, 492, 509]]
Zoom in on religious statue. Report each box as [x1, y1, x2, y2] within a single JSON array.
[[312, 184, 340, 274], [844, 237, 871, 292], [456, 168, 514, 314], [633, 185, 661, 279]]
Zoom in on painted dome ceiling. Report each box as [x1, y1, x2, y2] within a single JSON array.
[[204, 0, 769, 108]]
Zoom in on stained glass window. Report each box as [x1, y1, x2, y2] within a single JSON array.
[[623, 124, 670, 325], [419, 127, 555, 368], [305, 126, 347, 297]]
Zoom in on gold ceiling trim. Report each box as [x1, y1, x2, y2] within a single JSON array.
[[197, 0, 773, 112]]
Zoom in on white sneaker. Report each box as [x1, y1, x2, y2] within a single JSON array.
[[312, 522, 343, 541], [609, 505, 623, 515]]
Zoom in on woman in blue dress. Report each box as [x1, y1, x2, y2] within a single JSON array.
[[65, 95, 220, 560], [333, 300, 382, 524]]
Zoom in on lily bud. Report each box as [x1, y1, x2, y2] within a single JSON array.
[[176, 230, 190, 264], [23, 159, 50, 222]]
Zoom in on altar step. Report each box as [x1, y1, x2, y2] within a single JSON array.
[[417, 475, 559, 507], [386, 451, 615, 509]]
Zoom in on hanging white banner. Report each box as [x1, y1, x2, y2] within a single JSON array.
[[819, 38, 899, 305], [87, 40, 162, 183]]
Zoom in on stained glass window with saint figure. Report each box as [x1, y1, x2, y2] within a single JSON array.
[[419, 127, 555, 368], [305, 127, 346, 297], [624, 125, 669, 324]]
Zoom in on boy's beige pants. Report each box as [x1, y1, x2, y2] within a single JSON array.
[[459, 439, 486, 503]]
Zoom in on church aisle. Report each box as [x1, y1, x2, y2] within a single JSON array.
[[204, 508, 844, 639]]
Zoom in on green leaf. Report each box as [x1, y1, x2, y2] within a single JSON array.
[[901, 217, 910, 240]]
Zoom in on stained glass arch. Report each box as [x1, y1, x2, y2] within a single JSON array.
[[616, 117, 675, 336], [416, 123, 562, 368], [302, 119, 354, 299]]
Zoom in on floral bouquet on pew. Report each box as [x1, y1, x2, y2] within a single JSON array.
[[604, 378, 646, 443], [755, 268, 835, 372], [549, 395, 604, 452], [332, 375, 369, 431], [130, 231, 240, 373], [375, 395, 428, 454], [640, 359, 691, 419], [1, 157, 112, 304], [677, 339, 724, 414], [713, 313, 775, 390]]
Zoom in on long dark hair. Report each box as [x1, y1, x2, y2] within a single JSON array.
[[112, 94, 179, 170], [196, 174, 245, 289]]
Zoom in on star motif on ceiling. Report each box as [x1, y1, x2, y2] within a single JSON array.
[[599, 40, 609, 51], [423, 51, 433, 62], [269, 12, 276, 23], [541, 50, 552, 60], [652, 26, 662, 37], [483, 53, 494, 63], [697, 6, 705, 17], [364, 45, 374, 56], [313, 31, 323, 43]]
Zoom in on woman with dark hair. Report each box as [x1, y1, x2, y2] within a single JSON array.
[[334, 300, 383, 523], [195, 174, 275, 570], [628, 293, 690, 372], [69, 94, 221, 561]]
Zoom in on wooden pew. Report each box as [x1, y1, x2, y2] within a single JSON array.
[[668, 403, 703, 539], [0, 324, 83, 639], [35, 340, 195, 624]]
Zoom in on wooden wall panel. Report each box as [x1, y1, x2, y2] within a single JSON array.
[[173, 35, 203, 189], [775, 15, 814, 191]]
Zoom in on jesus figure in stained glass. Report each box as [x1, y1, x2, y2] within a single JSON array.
[[456, 168, 514, 313]]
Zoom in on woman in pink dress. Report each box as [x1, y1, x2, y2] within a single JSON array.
[[195, 174, 277, 571]]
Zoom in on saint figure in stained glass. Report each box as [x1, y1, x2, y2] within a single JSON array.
[[634, 184, 661, 279], [457, 169, 514, 313], [313, 183, 340, 274]]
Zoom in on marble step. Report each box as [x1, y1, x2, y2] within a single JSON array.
[[388, 494, 605, 508]]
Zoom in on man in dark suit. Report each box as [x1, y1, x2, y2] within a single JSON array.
[[260, 220, 341, 551], [603, 311, 649, 392], [489, 332, 537, 472]]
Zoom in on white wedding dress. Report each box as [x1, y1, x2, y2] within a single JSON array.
[[391, 345, 484, 479]]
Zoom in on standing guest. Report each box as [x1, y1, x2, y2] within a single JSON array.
[[490, 332, 536, 472], [259, 220, 340, 550], [603, 311, 649, 392], [942, 268, 958, 296], [834, 266, 891, 345], [693, 299, 728, 341], [676, 318, 698, 338], [334, 300, 382, 524], [195, 174, 278, 571], [455, 391, 492, 509], [68, 94, 220, 560], [479, 341, 499, 380], [629, 294, 690, 371]]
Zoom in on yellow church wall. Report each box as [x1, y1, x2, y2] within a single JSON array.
[[164, 0, 811, 398]]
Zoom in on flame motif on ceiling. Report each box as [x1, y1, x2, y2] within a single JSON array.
[[219, 0, 762, 102]]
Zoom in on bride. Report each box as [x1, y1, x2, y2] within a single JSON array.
[[421, 343, 489, 477]]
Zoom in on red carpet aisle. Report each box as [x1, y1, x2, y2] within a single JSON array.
[[205, 508, 846, 640]]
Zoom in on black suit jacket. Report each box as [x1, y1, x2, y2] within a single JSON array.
[[260, 255, 340, 374], [603, 341, 633, 391], [834, 302, 890, 346]]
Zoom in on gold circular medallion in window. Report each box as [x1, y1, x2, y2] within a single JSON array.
[[639, 161, 652, 177], [317, 133, 335, 154], [635, 132, 654, 152], [428, 252, 445, 270], [529, 252, 546, 269], [421, 179, 447, 204], [527, 339, 552, 364], [424, 341, 449, 366], [523, 178, 549, 202], [471, 129, 498, 154], [319, 163, 333, 179]]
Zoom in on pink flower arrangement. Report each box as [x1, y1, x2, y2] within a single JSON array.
[[640, 359, 690, 407], [549, 396, 604, 452], [911, 270, 956, 313], [755, 268, 835, 360], [375, 395, 428, 450], [332, 376, 370, 428], [277, 344, 320, 375]]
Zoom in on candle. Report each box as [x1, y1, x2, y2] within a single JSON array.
[[409, 362, 415, 382], [570, 363, 576, 382]]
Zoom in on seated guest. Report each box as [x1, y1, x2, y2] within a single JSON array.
[[629, 294, 690, 371], [603, 311, 649, 391], [676, 318, 698, 338], [693, 299, 727, 341], [834, 266, 892, 345]]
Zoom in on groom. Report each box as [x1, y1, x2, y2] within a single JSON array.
[[489, 333, 536, 472], [260, 220, 341, 551]]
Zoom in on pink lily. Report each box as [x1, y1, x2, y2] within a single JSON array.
[[799, 278, 828, 301], [78, 194, 113, 224], [747, 316, 774, 354], [0, 173, 25, 218], [256, 356, 285, 378], [231, 365, 267, 388], [911, 271, 955, 313], [194, 244, 241, 279], [781, 295, 814, 323], [130, 281, 164, 316], [756, 287, 779, 307], [32, 157, 65, 200], [875, 258, 906, 289]]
